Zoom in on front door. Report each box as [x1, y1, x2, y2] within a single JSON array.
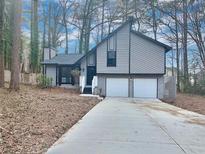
[[87, 66, 96, 85]]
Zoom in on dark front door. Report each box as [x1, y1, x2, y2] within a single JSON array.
[[87, 66, 96, 85]]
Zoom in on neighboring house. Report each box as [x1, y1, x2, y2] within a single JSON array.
[[196, 70, 205, 82], [166, 67, 177, 77], [42, 17, 171, 98]]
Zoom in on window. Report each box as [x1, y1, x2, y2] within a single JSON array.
[[107, 35, 117, 67], [107, 50, 116, 67]]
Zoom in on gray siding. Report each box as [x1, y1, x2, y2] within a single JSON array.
[[96, 24, 165, 74], [97, 24, 130, 74], [130, 33, 165, 74], [46, 65, 56, 86], [97, 74, 164, 98]]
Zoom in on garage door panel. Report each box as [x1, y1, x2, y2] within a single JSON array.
[[134, 79, 157, 98], [106, 78, 128, 97]]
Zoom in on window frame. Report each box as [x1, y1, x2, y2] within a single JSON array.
[[107, 35, 117, 67], [107, 50, 116, 67]]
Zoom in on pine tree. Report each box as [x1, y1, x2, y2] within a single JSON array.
[[30, 0, 39, 73], [0, 0, 5, 88]]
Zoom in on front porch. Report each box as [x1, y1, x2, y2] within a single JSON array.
[[42, 52, 97, 94], [57, 65, 98, 95], [56, 65, 80, 86]]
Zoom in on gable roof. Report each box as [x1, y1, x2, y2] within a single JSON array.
[[80, 18, 172, 61], [41, 54, 84, 65]]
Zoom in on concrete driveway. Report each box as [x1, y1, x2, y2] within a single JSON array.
[[47, 98, 205, 154]]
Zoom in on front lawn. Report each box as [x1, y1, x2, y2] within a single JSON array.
[[0, 85, 100, 154]]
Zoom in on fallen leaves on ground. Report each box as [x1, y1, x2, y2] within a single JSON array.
[[163, 93, 205, 115], [0, 85, 99, 154]]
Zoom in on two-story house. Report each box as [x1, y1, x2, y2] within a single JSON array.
[[42, 17, 171, 98]]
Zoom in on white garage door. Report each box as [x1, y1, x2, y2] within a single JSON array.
[[134, 79, 157, 98], [106, 78, 129, 97]]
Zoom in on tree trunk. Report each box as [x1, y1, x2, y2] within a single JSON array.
[[42, 5, 47, 61], [79, 27, 84, 54], [174, 0, 180, 92], [48, 2, 51, 59], [65, 22, 68, 54], [10, 0, 22, 90], [33, 0, 39, 72], [79, 0, 91, 54], [0, 0, 5, 88], [134, 0, 141, 31], [101, 0, 105, 40], [151, 0, 157, 40], [31, 0, 39, 73], [182, 0, 189, 89]]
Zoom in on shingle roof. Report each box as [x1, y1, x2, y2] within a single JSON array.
[[41, 54, 84, 65]]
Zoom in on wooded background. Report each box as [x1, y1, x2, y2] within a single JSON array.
[[0, 0, 205, 93]]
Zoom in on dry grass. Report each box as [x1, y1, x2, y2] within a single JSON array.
[[0, 85, 99, 154]]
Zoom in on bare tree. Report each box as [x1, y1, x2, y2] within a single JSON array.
[[101, 0, 105, 39], [42, 1, 47, 60], [30, 0, 39, 73], [9, 0, 22, 90], [182, 0, 189, 88], [187, 1, 205, 68], [48, 1, 52, 58], [59, 0, 74, 54], [151, 0, 157, 40], [174, 0, 181, 91], [0, 0, 5, 88]]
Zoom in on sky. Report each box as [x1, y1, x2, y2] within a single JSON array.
[[22, 0, 177, 54]]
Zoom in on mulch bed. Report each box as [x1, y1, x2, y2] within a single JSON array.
[[0, 85, 100, 154]]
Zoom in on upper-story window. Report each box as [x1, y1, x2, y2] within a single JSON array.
[[107, 35, 116, 67]]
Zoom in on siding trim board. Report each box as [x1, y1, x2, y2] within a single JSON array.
[[97, 73, 164, 77]]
